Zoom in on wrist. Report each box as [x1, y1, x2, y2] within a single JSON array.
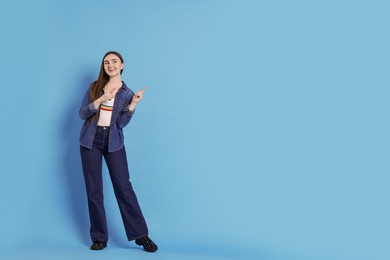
[[94, 96, 105, 108], [129, 102, 137, 112], [93, 100, 101, 109]]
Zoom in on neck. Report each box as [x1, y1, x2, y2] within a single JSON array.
[[108, 75, 122, 85]]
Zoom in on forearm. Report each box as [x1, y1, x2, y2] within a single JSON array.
[[93, 96, 104, 110], [117, 89, 143, 127], [79, 102, 98, 120], [79, 87, 99, 120], [129, 101, 137, 112], [117, 104, 135, 128]]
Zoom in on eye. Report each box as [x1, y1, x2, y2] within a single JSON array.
[[113, 60, 117, 63]]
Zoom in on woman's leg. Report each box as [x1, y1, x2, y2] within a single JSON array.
[[80, 145, 108, 242], [104, 146, 149, 241]]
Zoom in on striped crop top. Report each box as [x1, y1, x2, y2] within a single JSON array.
[[97, 98, 115, 126]]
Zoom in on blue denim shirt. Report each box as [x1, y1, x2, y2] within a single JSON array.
[[79, 81, 135, 152]]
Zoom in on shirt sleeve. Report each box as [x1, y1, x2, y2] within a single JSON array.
[[79, 85, 98, 120], [116, 91, 135, 128]]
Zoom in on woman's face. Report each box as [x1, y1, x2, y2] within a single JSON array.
[[103, 54, 124, 78]]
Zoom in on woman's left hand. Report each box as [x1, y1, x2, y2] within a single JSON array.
[[132, 87, 147, 104]]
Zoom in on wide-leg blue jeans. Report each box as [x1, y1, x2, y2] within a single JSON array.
[[80, 126, 148, 242]]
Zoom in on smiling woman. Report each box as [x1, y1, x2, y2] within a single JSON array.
[[1, 0, 389, 259], [78, 51, 157, 252]]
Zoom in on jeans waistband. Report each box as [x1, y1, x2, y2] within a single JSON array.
[[97, 125, 110, 130]]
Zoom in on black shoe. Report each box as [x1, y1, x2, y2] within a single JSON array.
[[90, 241, 107, 250], [135, 236, 158, 252]]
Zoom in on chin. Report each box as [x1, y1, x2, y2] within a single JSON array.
[[107, 71, 118, 77]]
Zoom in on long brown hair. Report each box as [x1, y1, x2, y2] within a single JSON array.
[[88, 51, 124, 123]]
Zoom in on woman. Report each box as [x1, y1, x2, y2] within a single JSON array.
[[79, 51, 158, 252]]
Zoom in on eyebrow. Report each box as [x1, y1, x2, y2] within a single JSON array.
[[104, 58, 118, 62]]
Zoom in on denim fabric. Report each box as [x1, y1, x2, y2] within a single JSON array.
[[80, 126, 149, 242], [79, 81, 135, 153]]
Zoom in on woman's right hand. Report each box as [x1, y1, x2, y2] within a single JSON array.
[[93, 92, 114, 109], [101, 91, 114, 102]]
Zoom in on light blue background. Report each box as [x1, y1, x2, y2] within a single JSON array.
[[0, 0, 389, 259]]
